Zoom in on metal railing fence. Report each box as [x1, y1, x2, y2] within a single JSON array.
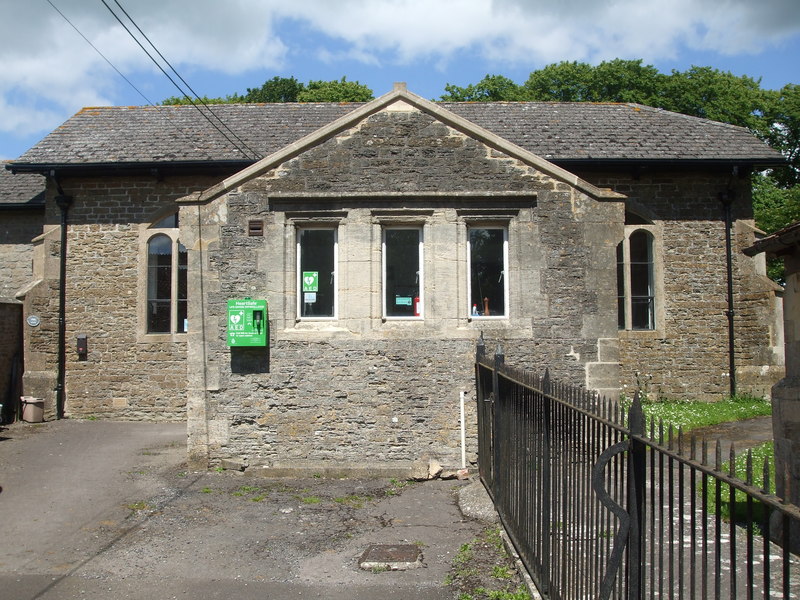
[[475, 343, 800, 599]]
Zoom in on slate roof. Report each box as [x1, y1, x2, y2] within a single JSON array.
[[0, 161, 45, 206], [8, 100, 782, 169], [744, 221, 800, 257]]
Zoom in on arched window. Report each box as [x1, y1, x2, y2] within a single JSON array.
[[145, 213, 187, 333], [617, 219, 657, 331]]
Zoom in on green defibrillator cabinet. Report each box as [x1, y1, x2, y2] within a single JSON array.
[[226, 299, 268, 347]]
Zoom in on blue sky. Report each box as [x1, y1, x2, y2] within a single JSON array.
[[1, 0, 799, 160]]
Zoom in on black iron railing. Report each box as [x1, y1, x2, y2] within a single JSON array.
[[475, 343, 800, 599]]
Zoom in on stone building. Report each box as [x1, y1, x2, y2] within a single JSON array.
[[2, 84, 785, 471], [0, 165, 44, 424], [745, 223, 800, 518]]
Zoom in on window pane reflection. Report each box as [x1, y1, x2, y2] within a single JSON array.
[[469, 228, 505, 317]]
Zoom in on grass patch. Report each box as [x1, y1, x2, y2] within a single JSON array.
[[299, 495, 321, 505], [370, 565, 390, 574], [704, 441, 776, 525], [631, 394, 771, 434], [232, 485, 262, 496], [333, 494, 373, 508], [460, 589, 531, 600], [384, 477, 415, 497], [446, 526, 530, 600], [126, 501, 150, 512], [492, 565, 513, 580], [231, 485, 270, 501]]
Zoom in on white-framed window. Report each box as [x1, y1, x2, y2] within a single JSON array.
[[145, 213, 187, 334], [382, 227, 423, 319], [617, 227, 656, 330], [297, 227, 337, 319], [468, 226, 508, 318]]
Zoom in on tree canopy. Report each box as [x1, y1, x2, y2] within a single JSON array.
[[162, 76, 373, 105], [296, 77, 374, 102]]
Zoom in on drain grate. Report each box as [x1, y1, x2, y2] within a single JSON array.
[[359, 544, 423, 571]]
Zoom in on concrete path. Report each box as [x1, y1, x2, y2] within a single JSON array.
[[688, 415, 773, 466], [0, 420, 487, 600]]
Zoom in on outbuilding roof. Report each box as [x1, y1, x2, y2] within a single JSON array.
[[7, 94, 783, 171], [0, 162, 45, 207], [744, 221, 800, 257]]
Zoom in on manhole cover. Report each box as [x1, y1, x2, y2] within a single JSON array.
[[359, 544, 423, 571]]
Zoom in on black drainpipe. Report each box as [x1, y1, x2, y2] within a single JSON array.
[[720, 190, 737, 398], [54, 177, 73, 420]]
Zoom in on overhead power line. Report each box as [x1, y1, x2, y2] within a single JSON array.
[[45, 0, 154, 105], [46, 0, 261, 161], [103, 0, 261, 160]]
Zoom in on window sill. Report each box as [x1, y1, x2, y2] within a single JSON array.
[[618, 329, 664, 340], [382, 317, 424, 322], [137, 332, 188, 344]]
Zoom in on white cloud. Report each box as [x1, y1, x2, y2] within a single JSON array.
[[0, 0, 289, 137], [272, 0, 800, 65]]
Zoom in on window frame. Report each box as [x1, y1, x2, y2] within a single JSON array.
[[382, 226, 424, 320], [296, 226, 338, 321], [141, 213, 187, 337], [467, 225, 509, 319], [617, 225, 658, 331]]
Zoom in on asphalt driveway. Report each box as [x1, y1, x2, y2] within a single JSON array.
[[0, 420, 486, 599]]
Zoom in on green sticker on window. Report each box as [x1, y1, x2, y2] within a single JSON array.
[[302, 271, 319, 292]]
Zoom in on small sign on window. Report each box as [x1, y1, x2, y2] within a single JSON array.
[[302, 271, 319, 292]]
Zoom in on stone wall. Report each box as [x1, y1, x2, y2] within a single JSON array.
[[21, 174, 225, 420], [579, 167, 783, 401], [768, 250, 800, 551], [0, 208, 43, 299], [185, 106, 623, 469]]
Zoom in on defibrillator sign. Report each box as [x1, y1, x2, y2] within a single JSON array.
[[302, 271, 319, 292], [226, 298, 268, 347]]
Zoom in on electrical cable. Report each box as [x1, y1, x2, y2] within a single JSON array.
[[110, 0, 261, 160], [99, 0, 260, 160], [45, 0, 234, 160], [45, 0, 155, 105]]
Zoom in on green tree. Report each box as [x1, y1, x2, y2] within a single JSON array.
[[162, 76, 373, 105], [296, 77, 374, 102], [440, 74, 526, 102], [161, 94, 233, 105], [233, 76, 305, 103], [753, 174, 800, 234], [523, 59, 665, 104], [660, 66, 768, 131], [522, 60, 594, 101], [762, 84, 800, 187], [753, 173, 800, 281], [589, 59, 665, 105]]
